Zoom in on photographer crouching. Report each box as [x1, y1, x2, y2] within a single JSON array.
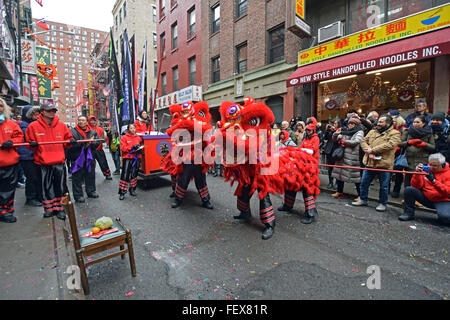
[[399, 153, 450, 225]]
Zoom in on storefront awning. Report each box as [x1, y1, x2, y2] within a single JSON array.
[[287, 28, 450, 87]]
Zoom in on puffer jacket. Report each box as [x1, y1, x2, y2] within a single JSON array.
[[332, 129, 364, 183], [0, 119, 23, 167], [360, 126, 401, 169], [397, 128, 435, 171], [18, 106, 37, 161], [411, 163, 450, 202]]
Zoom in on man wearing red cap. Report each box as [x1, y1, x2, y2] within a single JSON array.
[[25, 103, 74, 220], [88, 116, 112, 180]]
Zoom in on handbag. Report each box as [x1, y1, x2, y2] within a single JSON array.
[[331, 145, 345, 161], [324, 140, 336, 155], [394, 134, 410, 169]]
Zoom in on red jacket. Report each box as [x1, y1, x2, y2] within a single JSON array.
[[88, 116, 105, 150], [0, 119, 24, 167], [300, 134, 320, 161], [134, 119, 152, 134], [120, 132, 143, 159], [411, 163, 450, 202], [25, 114, 73, 166]]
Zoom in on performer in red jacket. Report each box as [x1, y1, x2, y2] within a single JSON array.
[[25, 103, 74, 220], [119, 124, 143, 200], [88, 116, 112, 180], [0, 98, 24, 223], [399, 153, 450, 224], [134, 110, 153, 134]]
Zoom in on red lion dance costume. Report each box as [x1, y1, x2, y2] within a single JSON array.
[[162, 101, 214, 210], [215, 98, 320, 240]]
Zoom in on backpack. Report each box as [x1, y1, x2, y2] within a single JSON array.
[[110, 137, 120, 152]]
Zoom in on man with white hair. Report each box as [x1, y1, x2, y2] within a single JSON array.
[[399, 153, 450, 224]]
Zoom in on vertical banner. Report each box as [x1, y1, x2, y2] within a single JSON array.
[[21, 39, 37, 75], [138, 39, 147, 114], [30, 75, 39, 104], [121, 30, 136, 132], [35, 46, 52, 100]]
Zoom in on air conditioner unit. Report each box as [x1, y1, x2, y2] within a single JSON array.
[[318, 21, 344, 44]]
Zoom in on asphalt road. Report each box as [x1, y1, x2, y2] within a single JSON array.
[[1, 156, 449, 301], [66, 157, 449, 300]]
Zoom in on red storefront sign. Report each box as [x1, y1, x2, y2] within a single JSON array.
[[287, 29, 450, 87], [30, 76, 39, 102]]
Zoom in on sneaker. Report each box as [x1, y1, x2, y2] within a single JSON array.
[[16, 182, 25, 189], [113, 170, 121, 175], [415, 201, 423, 208], [0, 215, 17, 223], [75, 197, 85, 203], [119, 194, 125, 201], [352, 200, 368, 206], [376, 204, 387, 212], [87, 192, 99, 199], [105, 175, 113, 181], [25, 199, 42, 207], [354, 196, 360, 202], [399, 214, 414, 221]]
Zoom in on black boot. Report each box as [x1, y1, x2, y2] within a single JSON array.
[[129, 188, 137, 197], [262, 220, 275, 240], [233, 211, 251, 220], [119, 194, 125, 201], [171, 197, 183, 208], [169, 192, 176, 198], [301, 208, 317, 224], [202, 200, 214, 209], [278, 204, 292, 213], [398, 214, 414, 221], [327, 177, 334, 189]]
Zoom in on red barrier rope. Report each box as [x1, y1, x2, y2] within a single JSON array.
[[13, 139, 105, 147], [318, 163, 428, 175]]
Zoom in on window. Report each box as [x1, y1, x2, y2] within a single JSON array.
[[188, 56, 196, 85], [119, 8, 122, 24], [160, 32, 166, 57], [268, 25, 285, 64], [171, 22, 178, 50], [172, 66, 179, 91], [152, 6, 157, 22], [161, 73, 167, 95], [153, 32, 157, 47], [211, 56, 220, 83], [188, 7, 196, 39], [236, 0, 248, 18], [171, 0, 177, 7], [160, 0, 166, 18], [123, 1, 127, 17], [154, 61, 158, 78], [115, 16, 118, 30], [211, 4, 220, 34], [236, 43, 247, 74]]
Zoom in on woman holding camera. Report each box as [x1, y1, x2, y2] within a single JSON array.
[[393, 115, 435, 195], [119, 124, 143, 200]]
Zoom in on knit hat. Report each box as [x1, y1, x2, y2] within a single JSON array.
[[389, 110, 400, 116], [348, 115, 361, 125], [431, 112, 446, 121]]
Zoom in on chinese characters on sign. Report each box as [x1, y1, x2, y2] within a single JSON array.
[[21, 39, 36, 75], [35, 46, 52, 99], [155, 85, 203, 111], [297, 4, 450, 67]]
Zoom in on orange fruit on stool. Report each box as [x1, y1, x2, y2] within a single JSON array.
[[92, 227, 101, 234]]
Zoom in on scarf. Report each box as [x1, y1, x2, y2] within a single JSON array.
[[376, 123, 392, 134], [407, 125, 432, 139], [74, 125, 89, 139], [341, 125, 363, 137]]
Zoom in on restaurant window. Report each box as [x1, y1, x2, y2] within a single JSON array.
[[316, 61, 431, 123], [172, 66, 179, 91], [211, 3, 220, 34], [171, 22, 178, 50], [236, 42, 247, 74], [348, 0, 385, 33], [236, 0, 248, 18], [268, 24, 285, 64], [188, 7, 196, 39], [387, 0, 433, 21], [161, 72, 167, 95], [211, 56, 220, 83], [188, 56, 196, 85]]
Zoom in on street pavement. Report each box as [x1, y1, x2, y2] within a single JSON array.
[[0, 153, 449, 300]]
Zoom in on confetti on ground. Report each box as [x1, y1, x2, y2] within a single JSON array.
[[250, 271, 255, 274], [353, 268, 359, 272], [408, 225, 417, 230], [226, 296, 231, 300], [3, 283, 13, 289], [247, 258, 250, 263], [125, 291, 134, 297]]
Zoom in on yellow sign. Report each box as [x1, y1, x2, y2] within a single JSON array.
[[88, 73, 94, 116], [296, 0, 305, 20], [298, 4, 450, 67]]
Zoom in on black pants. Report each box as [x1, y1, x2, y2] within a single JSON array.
[[119, 158, 141, 194], [171, 175, 177, 191], [283, 189, 317, 211], [0, 164, 19, 217], [21, 160, 42, 202], [71, 162, 96, 200], [336, 180, 361, 196], [40, 164, 68, 214], [174, 164, 210, 203], [392, 167, 412, 193], [237, 184, 275, 225], [404, 186, 450, 222], [94, 149, 111, 177]]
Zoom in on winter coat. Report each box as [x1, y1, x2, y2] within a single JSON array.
[[0, 119, 23, 167], [134, 118, 152, 134], [88, 116, 105, 150], [431, 119, 450, 162], [67, 126, 100, 162], [18, 106, 35, 161], [25, 114, 73, 166], [120, 132, 143, 159], [360, 126, 401, 169], [411, 163, 450, 203], [300, 133, 320, 161], [397, 128, 435, 171], [405, 111, 431, 128], [332, 129, 364, 183]]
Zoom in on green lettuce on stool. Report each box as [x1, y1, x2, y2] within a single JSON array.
[[94, 216, 114, 230]]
